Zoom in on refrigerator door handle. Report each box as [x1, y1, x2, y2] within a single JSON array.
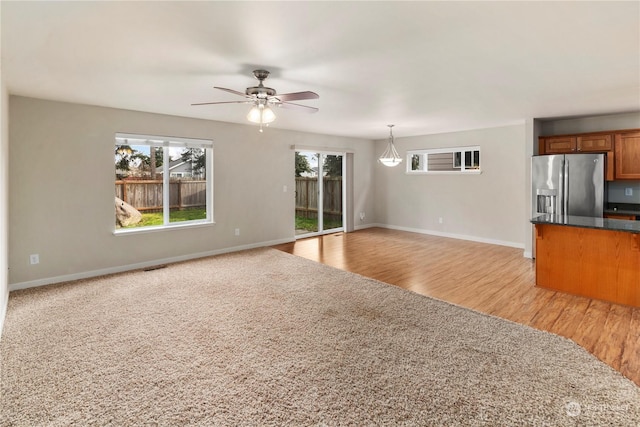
[[563, 159, 569, 216], [558, 159, 564, 215]]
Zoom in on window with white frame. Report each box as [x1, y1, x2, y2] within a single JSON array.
[[407, 146, 481, 174], [114, 133, 213, 232]]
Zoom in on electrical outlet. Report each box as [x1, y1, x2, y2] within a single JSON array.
[[359, 212, 365, 221], [438, 217, 443, 224], [234, 228, 240, 236], [283, 185, 287, 193], [30, 254, 39, 265], [625, 188, 633, 196]]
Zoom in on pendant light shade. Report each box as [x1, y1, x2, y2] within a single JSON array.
[[379, 124, 402, 167], [247, 100, 276, 132]]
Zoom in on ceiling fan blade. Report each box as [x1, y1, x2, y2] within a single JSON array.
[[273, 91, 319, 102], [278, 101, 319, 113], [214, 87, 251, 98], [191, 100, 252, 106]]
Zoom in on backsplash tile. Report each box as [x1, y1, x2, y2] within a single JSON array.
[[608, 181, 640, 204]]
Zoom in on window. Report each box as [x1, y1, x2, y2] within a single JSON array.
[[114, 133, 213, 233], [407, 146, 481, 174]]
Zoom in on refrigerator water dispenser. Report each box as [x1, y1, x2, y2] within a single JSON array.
[[536, 189, 557, 214]]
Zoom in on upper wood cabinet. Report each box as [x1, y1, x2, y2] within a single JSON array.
[[541, 134, 612, 154], [614, 131, 640, 180], [577, 134, 612, 152], [543, 136, 576, 153]]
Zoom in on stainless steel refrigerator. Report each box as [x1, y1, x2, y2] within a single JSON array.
[[532, 153, 604, 218]]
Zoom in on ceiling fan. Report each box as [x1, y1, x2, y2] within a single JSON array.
[[192, 69, 319, 132]]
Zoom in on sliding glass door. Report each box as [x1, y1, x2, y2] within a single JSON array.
[[321, 154, 343, 232], [295, 151, 344, 237]]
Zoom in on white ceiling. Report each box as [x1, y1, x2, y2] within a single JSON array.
[[2, 1, 639, 139]]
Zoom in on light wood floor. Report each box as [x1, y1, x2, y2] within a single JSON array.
[[273, 227, 640, 386]]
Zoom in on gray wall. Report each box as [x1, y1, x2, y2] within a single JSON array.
[[373, 125, 526, 247], [8, 96, 376, 287], [539, 112, 640, 135], [0, 49, 8, 335], [608, 181, 640, 204]]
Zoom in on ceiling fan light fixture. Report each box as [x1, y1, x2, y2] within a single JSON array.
[[192, 69, 318, 132], [379, 124, 403, 167]]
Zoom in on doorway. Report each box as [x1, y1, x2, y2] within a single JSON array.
[[295, 151, 345, 237]]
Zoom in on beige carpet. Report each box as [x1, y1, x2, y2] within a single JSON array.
[[1, 248, 639, 426]]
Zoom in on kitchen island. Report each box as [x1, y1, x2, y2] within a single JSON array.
[[531, 214, 640, 307]]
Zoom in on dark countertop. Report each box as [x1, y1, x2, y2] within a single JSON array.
[[531, 214, 640, 234]]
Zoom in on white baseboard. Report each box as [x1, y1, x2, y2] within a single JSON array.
[[353, 223, 378, 231], [371, 223, 526, 251], [8, 237, 295, 292]]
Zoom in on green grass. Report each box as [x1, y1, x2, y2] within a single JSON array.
[[126, 210, 340, 231], [169, 208, 207, 222], [295, 216, 342, 232], [126, 207, 207, 228]]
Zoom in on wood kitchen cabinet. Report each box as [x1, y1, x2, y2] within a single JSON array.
[[539, 133, 612, 154], [577, 134, 612, 152], [534, 223, 640, 307], [540, 134, 612, 154], [542, 136, 576, 153], [614, 131, 640, 179]]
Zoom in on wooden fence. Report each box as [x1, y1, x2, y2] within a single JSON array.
[[116, 178, 339, 217], [115, 180, 206, 212], [295, 177, 342, 221]]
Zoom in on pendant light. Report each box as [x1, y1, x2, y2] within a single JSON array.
[[246, 99, 276, 132], [379, 124, 402, 167]]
